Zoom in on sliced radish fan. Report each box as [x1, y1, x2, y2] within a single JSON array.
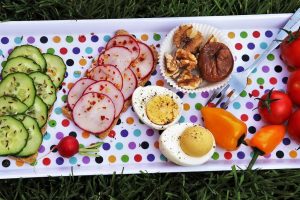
[[72, 92, 115, 134], [68, 33, 157, 134], [67, 78, 96, 110], [130, 42, 154, 81], [86, 65, 123, 90], [122, 68, 138, 100], [84, 80, 124, 117], [106, 35, 140, 61], [98, 46, 132, 73]]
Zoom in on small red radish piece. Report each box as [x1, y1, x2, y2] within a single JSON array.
[[106, 35, 140, 61], [56, 136, 79, 158], [56, 136, 104, 158], [130, 42, 154, 81], [67, 78, 96, 110], [84, 80, 124, 117], [122, 68, 138, 100], [98, 46, 132, 73], [72, 92, 115, 134], [86, 65, 123, 90]]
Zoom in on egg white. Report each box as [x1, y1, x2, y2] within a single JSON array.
[[159, 123, 216, 166], [132, 86, 183, 130]]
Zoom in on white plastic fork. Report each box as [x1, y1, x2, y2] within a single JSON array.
[[206, 8, 300, 109]]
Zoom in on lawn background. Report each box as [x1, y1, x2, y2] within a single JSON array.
[[1, 0, 300, 199]]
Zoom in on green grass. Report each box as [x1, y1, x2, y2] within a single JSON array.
[[0, 0, 299, 20], [1, 0, 300, 199]]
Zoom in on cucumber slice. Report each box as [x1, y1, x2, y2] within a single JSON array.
[[25, 96, 48, 128], [29, 72, 57, 108], [14, 115, 42, 157], [1, 56, 41, 78], [8, 45, 46, 72], [0, 116, 29, 156], [0, 96, 28, 116], [43, 54, 66, 88], [0, 72, 36, 107]]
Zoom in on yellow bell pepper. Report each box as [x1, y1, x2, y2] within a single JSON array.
[[201, 107, 247, 151]]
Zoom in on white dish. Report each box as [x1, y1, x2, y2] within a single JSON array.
[[159, 23, 234, 93]]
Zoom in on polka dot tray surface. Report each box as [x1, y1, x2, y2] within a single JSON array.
[[0, 14, 298, 178]]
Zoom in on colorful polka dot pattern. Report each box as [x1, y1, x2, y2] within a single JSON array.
[[0, 28, 298, 173]]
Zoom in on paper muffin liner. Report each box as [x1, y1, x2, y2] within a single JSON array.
[[159, 23, 234, 93]]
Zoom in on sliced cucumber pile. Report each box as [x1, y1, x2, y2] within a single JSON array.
[[0, 45, 66, 158]]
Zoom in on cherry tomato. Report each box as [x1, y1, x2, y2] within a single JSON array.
[[288, 110, 300, 144], [281, 31, 300, 69], [287, 70, 300, 106], [257, 89, 293, 125]]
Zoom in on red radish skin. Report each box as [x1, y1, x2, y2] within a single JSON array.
[[67, 78, 96, 110], [122, 68, 138, 100], [57, 136, 79, 158], [130, 41, 154, 81], [83, 80, 125, 117], [105, 35, 140, 61], [98, 46, 132, 73], [72, 92, 115, 134], [86, 65, 123, 90]]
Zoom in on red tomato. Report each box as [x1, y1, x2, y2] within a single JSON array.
[[257, 89, 293, 125], [288, 110, 300, 144], [281, 31, 300, 69], [287, 70, 300, 105]]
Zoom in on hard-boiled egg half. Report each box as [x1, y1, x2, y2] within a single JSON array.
[[159, 123, 216, 166], [132, 86, 183, 130]]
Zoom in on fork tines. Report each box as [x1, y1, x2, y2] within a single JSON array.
[[205, 84, 235, 109]]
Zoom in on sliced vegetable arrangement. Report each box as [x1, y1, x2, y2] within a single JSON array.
[[0, 45, 66, 163], [63, 30, 158, 138]]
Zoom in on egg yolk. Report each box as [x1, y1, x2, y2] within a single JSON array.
[[180, 126, 213, 157], [146, 95, 179, 125]]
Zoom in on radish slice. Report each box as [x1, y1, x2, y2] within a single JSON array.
[[98, 46, 132, 73], [86, 65, 123, 90], [121, 68, 138, 100], [72, 92, 115, 134], [84, 80, 124, 117], [130, 42, 154, 81], [67, 78, 96, 110], [105, 35, 140, 61]]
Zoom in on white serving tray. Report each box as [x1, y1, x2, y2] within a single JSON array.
[[0, 13, 299, 179]]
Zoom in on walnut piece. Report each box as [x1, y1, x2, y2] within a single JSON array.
[[177, 70, 202, 89], [173, 25, 193, 48], [173, 25, 204, 54], [183, 32, 203, 54], [175, 49, 197, 70], [165, 53, 179, 76]]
